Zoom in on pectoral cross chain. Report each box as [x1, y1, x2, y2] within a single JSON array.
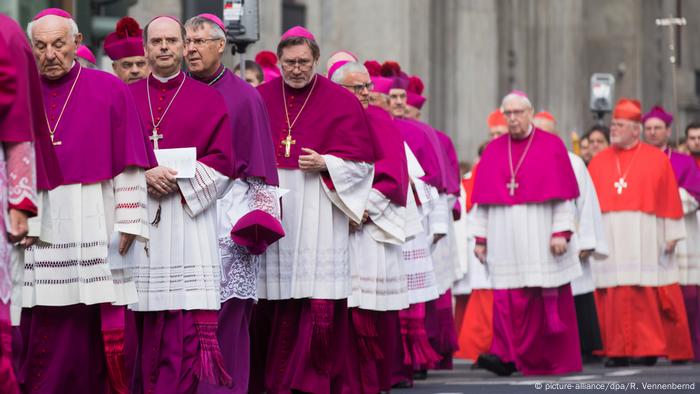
[[281, 133, 296, 158], [150, 128, 163, 150]]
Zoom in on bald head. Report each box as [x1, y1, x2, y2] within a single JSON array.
[[144, 17, 185, 77], [28, 15, 82, 80]]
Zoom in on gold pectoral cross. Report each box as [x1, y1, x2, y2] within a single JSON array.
[[506, 177, 519, 196], [281, 133, 296, 158], [614, 177, 628, 195], [150, 128, 163, 150]]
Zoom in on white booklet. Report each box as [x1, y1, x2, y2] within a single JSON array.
[[154, 147, 197, 178]]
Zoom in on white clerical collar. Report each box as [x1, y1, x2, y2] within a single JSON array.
[[153, 71, 181, 83]]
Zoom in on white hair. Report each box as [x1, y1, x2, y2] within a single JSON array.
[[184, 16, 226, 40], [501, 92, 532, 110], [26, 16, 79, 43], [330, 61, 368, 84]]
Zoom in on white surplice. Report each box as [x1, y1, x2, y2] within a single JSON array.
[[676, 187, 700, 286], [452, 177, 472, 295], [401, 144, 439, 304], [23, 167, 148, 307], [567, 152, 608, 296], [591, 211, 686, 288], [130, 162, 229, 311], [257, 155, 374, 300], [474, 199, 582, 289], [217, 177, 280, 302], [347, 183, 417, 311]]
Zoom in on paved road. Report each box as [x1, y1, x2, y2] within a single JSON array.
[[403, 360, 699, 394]]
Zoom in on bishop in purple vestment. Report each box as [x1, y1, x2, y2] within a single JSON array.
[[183, 14, 282, 394]]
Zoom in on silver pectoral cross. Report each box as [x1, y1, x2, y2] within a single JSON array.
[[614, 177, 628, 195], [150, 128, 163, 150], [506, 177, 519, 196]]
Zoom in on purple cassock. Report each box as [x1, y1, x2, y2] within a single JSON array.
[[473, 128, 582, 376], [394, 118, 444, 191], [666, 148, 700, 202], [435, 131, 462, 218], [192, 66, 279, 394], [366, 105, 409, 207], [0, 15, 61, 191], [666, 148, 700, 362], [17, 56, 151, 393]]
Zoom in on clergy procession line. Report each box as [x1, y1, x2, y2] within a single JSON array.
[[0, 6, 699, 394]]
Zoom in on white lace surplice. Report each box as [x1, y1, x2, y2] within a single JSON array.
[[677, 187, 700, 286], [217, 177, 280, 302], [131, 162, 229, 311], [2, 142, 37, 306], [23, 167, 148, 307], [258, 155, 373, 300], [568, 152, 608, 296]]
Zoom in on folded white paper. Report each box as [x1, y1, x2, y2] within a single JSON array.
[[154, 147, 197, 178]]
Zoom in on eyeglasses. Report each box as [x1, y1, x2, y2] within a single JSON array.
[[341, 82, 374, 94], [502, 109, 527, 117], [184, 38, 223, 48], [281, 58, 313, 71]]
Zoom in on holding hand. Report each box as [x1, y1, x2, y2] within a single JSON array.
[[550, 236, 568, 256], [7, 208, 29, 243], [474, 244, 487, 264], [146, 166, 178, 198], [298, 148, 327, 172]]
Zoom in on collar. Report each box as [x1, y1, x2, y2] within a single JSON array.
[[148, 71, 186, 89], [43, 61, 80, 86], [191, 64, 226, 85], [152, 70, 181, 83]]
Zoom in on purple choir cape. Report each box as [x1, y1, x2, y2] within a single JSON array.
[[472, 128, 579, 205], [129, 72, 235, 177], [407, 119, 450, 192], [42, 63, 151, 184], [393, 118, 444, 191], [196, 66, 284, 254], [666, 148, 700, 202], [366, 105, 409, 207], [0, 15, 62, 190], [257, 74, 379, 169]]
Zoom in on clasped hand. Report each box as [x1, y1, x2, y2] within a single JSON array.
[[146, 166, 179, 198]]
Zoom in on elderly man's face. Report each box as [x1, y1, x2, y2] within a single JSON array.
[[369, 92, 390, 111], [340, 71, 371, 109], [31, 16, 82, 80], [280, 44, 316, 89], [533, 118, 555, 134], [488, 125, 507, 140], [610, 119, 640, 148], [502, 98, 533, 139], [389, 89, 407, 118], [145, 17, 184, 77], [185, 24, 225, 78], [406, 105, 421, 120], [643, 117, 671, 149], [113, 56, 149, 84]]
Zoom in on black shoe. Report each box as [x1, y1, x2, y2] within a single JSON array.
[[470, 362, 482, 370], [582, 354, 603, 364], [630, 356, 657, 366], [413, 369, 428, 380], [604, 357, 630, 367], [671, 360, 689, 365], [391, 380, 412, 389], [476, 353, 516, 376]]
